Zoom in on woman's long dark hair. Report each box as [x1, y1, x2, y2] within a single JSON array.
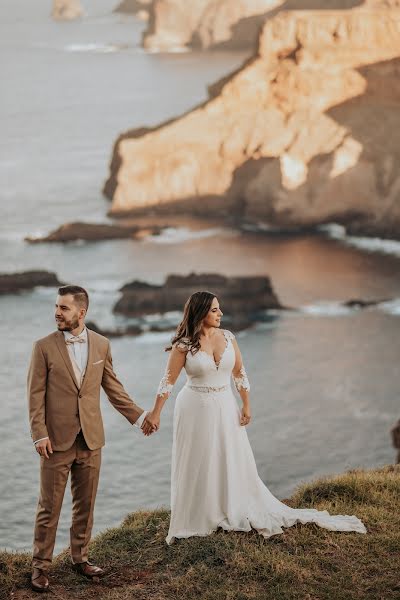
[[166, 291, 217, 354]]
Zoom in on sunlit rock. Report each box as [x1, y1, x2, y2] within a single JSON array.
[[51, 0, 83, 20], [105, 5, 400, 239]]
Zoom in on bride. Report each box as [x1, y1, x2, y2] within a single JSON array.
[[141, 291, 367, 544]]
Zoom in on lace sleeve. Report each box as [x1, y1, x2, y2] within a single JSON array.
[[223, 329, 235, 341], [156, 342, 187, 398], [157, 369, 174, 396], [233, 365, 250, 392], [229, 332, 250, 392], [175, 337, 191, 352]]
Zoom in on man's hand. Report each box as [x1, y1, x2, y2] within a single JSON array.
[[35, 438, 53, 459], [142, 411, 160, 436]]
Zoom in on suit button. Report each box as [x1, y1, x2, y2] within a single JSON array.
[[78, 394, 82, 398]]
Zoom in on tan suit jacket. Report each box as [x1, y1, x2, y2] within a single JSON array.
[[27, 328, 143, 451]]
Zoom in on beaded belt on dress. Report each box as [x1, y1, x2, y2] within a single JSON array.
[[187, 384, 229, 393]]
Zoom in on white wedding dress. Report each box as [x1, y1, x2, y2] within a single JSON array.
[[163, 329, 367, 545]]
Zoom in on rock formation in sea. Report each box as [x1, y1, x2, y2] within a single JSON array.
[[142, 0, 369, 52], [51, 0, 83, 20], [342, 298, 392, 308], [86, 320, 181, 337], [143, 0, 277, 51], [25, 221, 166, 243], [113, 273, 283, 329], [114, 0, 152, 17], [104, 3, 400, 240], [0, 271, 64, 295]]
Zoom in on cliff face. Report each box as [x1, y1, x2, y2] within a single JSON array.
[[105, 7, 400, 239], [51, 0, 83, 20], [143, 0, 283, 51], [142, 0, 378, 51], [144, 0, 213, 50]]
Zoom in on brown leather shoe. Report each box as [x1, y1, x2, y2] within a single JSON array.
[[73, 561, 105, 579], [31, 568, 49, 593]]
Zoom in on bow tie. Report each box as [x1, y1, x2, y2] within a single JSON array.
[[66, 337, 86, 345]]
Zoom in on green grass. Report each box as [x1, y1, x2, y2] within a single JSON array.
[[1, 465, 399, 600]]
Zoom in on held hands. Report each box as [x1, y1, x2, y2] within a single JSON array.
[[240, 405, 251, 427], [141, 410, 160, 436], [141, 404, 251, 434], [35, 438, 53, 459]]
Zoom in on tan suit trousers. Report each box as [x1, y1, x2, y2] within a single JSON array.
[[32, 431, 101, 569]]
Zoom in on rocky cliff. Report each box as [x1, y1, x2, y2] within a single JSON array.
[[104, 5, 400, 239], [51, 0, 83, 20], [0, 271, 64, 295], [143, 0, 281, 51], [142, 0, 377, 52]]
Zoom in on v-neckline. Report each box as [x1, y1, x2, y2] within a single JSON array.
[[198, 330, 229, 371]]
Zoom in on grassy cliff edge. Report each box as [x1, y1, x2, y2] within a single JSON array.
[[1, 465, 399, 600]]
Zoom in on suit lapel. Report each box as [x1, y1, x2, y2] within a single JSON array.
[[80, 328, 95, 392], [55, 331, 80, 389]]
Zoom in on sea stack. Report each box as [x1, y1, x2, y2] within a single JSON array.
[[51, 0, 84, 20], [143, 0, 286, 52], [104, 3, 400, 240]]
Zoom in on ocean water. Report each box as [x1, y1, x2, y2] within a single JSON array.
[[0, 0, 399, 553]]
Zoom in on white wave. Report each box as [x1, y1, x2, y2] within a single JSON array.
[[299, 301, 358, 316], [146, 226, 232, 244], [317, 223, 346, 238], [24, 229, 48, 240], [346, 236, 400, 258], [142, 310, 182, 323], [376, 298, 400, 316], [319, 223, 400, 258], [351, 406, 399, 422], [63, 43, 125, 53], [145, 46, 190, 54]]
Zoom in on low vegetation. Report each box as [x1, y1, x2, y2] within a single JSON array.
[[1, 465, 399, 600]]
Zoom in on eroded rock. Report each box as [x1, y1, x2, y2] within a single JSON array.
[[51, 0, 83, 20], [25, 221, 166, 243], [0, 271, 64, 295], [105, 5, 400, 240], [113, 273, 283, 329], [142, 0, 369, 52], [343, 298, 392, 308]]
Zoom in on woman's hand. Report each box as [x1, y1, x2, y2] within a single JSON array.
[[240, 405, 251, 426], [142, 410, 160, 436], [240, 407, 251, 426]]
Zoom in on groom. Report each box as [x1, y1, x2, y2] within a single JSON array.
[[27, 285, 155, 592]]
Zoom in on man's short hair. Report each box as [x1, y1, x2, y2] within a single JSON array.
[[58, 285, 89, 311]]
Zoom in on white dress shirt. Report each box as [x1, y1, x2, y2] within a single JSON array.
[[33, 326, 147, 444], [64, 326, 88, 375]]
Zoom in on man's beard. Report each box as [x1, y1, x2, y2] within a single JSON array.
[[56, 316, 80, 331]]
